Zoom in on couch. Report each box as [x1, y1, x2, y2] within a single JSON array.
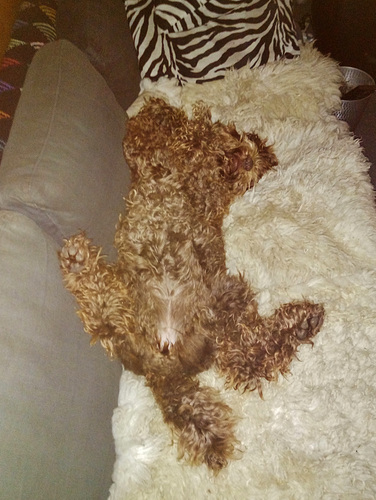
[[0, 34, 139, 499], [1, 2, 376, 499]]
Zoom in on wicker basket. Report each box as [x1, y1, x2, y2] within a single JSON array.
[[336, 66, 375, 131]]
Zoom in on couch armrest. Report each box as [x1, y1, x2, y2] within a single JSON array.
[[0, 39, 130, 254]]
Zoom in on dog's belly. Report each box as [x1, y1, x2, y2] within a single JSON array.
[[125, 202, 211, 355]]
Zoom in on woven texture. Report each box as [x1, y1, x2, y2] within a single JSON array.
[[0, 0, 57, 163]]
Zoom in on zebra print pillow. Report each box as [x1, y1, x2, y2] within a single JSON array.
[[124, 0, 300, 83]]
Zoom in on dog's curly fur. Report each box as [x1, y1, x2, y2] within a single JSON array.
[[60, 98, 324, 472]]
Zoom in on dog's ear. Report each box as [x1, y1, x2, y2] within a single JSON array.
[[123, 98, 188, 175], [124, 98, 186, 151]]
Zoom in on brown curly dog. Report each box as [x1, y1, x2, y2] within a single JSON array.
[[60, 98, 324, 472]]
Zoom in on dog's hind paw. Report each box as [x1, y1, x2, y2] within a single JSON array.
[[215, 300, 325, 395], [60, 233, 91, 274], [176, 387, 239, 472], [149, 374, 239, 472], [294, 303, 324, 342]]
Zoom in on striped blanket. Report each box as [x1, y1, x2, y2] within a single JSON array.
[[125, 0, 300, 83]]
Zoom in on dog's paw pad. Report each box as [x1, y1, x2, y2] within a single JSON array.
[[60, 236, 90, 273], [296, 307, 324, 341]]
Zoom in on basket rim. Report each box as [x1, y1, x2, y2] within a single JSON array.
[[340, 66, 375, 102]]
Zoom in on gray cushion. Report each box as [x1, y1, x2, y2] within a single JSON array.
[[0, 39, 130, 254], [0, 210, 121, 500]]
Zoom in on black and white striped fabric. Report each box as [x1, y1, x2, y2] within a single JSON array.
[[124, 0, 300, 83]]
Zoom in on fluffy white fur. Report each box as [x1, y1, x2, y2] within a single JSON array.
[[109, 44, 376, 499]]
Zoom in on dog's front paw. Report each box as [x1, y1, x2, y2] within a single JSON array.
[[60, 233, 91, 274]]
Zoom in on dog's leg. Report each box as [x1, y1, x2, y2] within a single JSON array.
[[214, 275, 324, 394], [147, 372, 239, 472], [59, 232, 135, 359]]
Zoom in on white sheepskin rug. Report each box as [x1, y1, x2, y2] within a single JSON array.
[[109, 44, 376, 499]]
